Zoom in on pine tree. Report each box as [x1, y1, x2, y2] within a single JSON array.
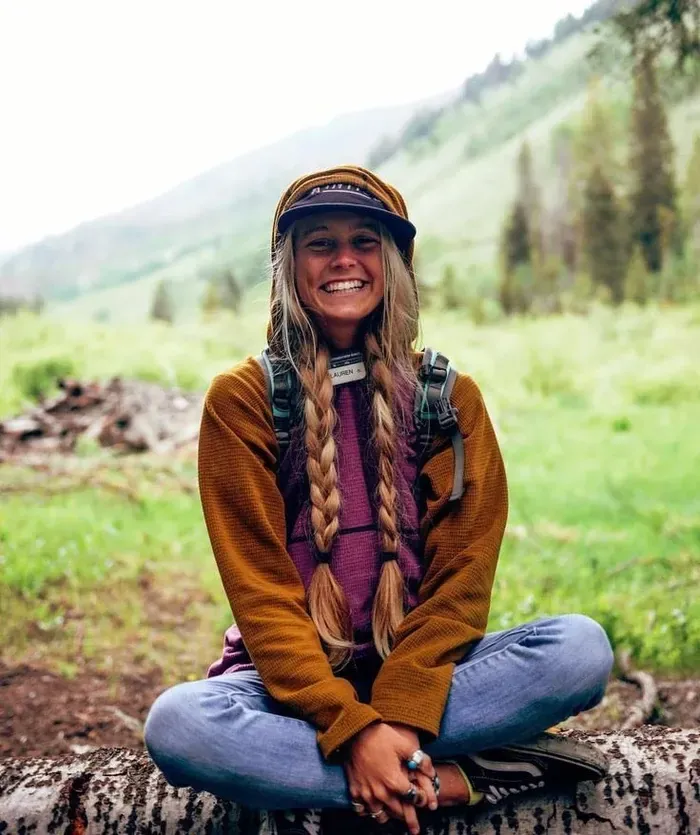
[[150, 279, 174, 324], [440, 264, 461, 310], [549, 125, 578, 275], [499, 201, 532, 314], [218, 267, 242, 313], [628, 50, 678, 274], [201, 280, 221, 319], [582, 165, 627, 304], [516, 141, 544, 265], [624, 246, 650, 304]]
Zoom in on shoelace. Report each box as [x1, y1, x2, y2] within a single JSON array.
[[485, 780, 546, 804]]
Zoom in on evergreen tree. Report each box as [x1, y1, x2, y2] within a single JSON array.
[[516, 141, 544, 264], [582, 165, 628, 304], [574, 80, 623, 186], [201, 279, 222, 319], [218, 267, 242, 313], [550, 125, 578, 274], [628, 50, 678, 274], [624, 246, 650, 304], [440, 264, 461, 310], [150, 279, 175, 324], [614, 0, 700, 71], [499, 201, 532, 314]]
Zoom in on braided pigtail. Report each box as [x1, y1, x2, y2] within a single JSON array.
[[365, 331, 406, 659], [298, 343, 354, 670]]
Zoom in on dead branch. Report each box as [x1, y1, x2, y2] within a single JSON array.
[[616, 648, 659, 729]]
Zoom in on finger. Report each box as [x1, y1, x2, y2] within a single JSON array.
[[377, 789, 409, 823], [368, 805, 391, 825], [417, 751, 435, 779], [402, 801, 421, 835], [411, 771, 437, 810]]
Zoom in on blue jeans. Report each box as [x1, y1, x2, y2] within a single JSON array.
[[144, 614, 613, 810]]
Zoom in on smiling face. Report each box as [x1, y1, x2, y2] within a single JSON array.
[[293, 211, 385, 350]]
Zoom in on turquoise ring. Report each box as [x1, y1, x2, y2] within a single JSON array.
[[406, 749, 426, 771]]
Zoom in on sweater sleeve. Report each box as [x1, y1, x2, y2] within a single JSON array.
[[370, 373, 508, 738], [198, 357, 382, 760]]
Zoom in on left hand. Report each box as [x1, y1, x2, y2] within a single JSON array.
[[386, 723, 439, 812], [347, 721, 438, 832]]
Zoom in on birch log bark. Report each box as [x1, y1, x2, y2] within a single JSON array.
[[0, 727, 698, 834]]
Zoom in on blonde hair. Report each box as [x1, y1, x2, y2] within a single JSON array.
[[268, 223, 420, 669]]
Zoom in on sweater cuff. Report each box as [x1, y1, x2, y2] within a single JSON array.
[[317, 702, 383, 761], [370, 663, 454, 739]]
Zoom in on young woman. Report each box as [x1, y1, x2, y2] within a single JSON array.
[[144, 166, 614, 835]]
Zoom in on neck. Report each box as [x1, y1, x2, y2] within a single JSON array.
[[324, 322, 362, 351]]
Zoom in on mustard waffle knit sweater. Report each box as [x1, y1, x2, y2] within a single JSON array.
[[197, 356, 508, 760]]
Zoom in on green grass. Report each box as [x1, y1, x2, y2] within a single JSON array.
[[1, 303, 699, 678]]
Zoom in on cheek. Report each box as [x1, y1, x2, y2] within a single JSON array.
[[294, 259, 315, 306]]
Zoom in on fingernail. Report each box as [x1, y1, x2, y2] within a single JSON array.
[[430, 801, 438, 810]]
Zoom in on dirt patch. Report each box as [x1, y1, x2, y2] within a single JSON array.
[[1, 662, 697, 759], [0, 661, 165, 758]]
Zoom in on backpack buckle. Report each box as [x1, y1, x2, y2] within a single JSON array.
[[435, 398, 458, 431]]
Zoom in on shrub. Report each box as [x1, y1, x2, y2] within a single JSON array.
[[11, 356, 76, 402]]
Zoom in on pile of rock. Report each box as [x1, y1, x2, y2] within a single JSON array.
[[0, 377, 203, 461]]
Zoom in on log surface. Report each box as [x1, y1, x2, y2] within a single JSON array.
[[0, 727, 698, 834]]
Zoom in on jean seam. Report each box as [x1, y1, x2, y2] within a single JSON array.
[[452, 624, 540, 684]]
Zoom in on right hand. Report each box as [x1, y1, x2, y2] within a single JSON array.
[[344, 722, 437, 834]]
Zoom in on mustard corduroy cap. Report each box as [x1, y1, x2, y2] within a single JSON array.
[[271, 165, 416, 274]]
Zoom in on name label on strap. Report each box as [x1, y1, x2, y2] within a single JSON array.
[[329, 351, 367, 386]]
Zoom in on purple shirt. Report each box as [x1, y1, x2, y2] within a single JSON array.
[[207, 376, 424, 678]]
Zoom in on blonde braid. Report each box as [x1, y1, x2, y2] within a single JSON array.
[[298, 344, 353, 669], [365, 332, 406, 659]]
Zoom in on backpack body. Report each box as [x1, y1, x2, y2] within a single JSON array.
[[256, 347, 465, 503]]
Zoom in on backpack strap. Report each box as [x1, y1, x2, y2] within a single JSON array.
[[415, 347, 465, 502], [257, 348, 297, 454]]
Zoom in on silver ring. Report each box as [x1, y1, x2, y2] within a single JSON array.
[[406, 748, 426, 771], [431, 773, 441, 798], [351, 801, 365, 814], [369, 809, 386, 820]]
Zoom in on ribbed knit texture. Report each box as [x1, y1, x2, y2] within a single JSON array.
[[207, 378, 423, 678], [197, 355, 508, 760]]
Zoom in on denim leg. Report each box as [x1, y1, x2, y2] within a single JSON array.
[[143, 670, 352, 810], [144, 614, 613, 809], [424, 613, 614, 759]]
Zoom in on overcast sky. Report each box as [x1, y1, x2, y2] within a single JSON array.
[[0, 0, 593, 253]]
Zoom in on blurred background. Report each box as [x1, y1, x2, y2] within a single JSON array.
[[1, 0, 698, 757]]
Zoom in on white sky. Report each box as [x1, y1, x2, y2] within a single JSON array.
[[0, 0, 593, 253]]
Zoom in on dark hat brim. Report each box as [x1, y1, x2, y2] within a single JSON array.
[[277, 202, 416, 253]]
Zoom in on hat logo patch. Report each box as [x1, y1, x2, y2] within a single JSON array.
[[308, 183, 375, 201]]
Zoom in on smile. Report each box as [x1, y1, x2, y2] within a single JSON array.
[[321, 280, 368, 294]]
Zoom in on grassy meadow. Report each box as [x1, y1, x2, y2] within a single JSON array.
[[1, 297, 699, 684]]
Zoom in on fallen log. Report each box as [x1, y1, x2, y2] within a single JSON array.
[[0, 727, 697, 833]]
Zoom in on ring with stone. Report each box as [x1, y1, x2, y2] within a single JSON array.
[[431, 773, 441, 798], [402, 785, 419, 805], [406, 748, 426, 771], [370, 808, 388, 821], [351, 801, 365, 815]]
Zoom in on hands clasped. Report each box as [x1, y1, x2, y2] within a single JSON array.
[[344, 722, 439, 835]]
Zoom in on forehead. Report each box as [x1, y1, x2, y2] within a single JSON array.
[[295, 211, 379, 237]]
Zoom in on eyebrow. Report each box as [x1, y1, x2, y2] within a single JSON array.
[[298, 220, 380, 239]]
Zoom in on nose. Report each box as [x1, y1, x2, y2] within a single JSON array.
[[329, 242, 357, 270]]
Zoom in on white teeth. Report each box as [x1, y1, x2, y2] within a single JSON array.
[[323, 280, 365, 293]]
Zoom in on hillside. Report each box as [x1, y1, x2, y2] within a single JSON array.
[[0, 98, 444, 303], [3, 15, 700, 323]]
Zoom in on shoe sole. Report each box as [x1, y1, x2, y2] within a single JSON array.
[[494, 732, 609, 782]]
